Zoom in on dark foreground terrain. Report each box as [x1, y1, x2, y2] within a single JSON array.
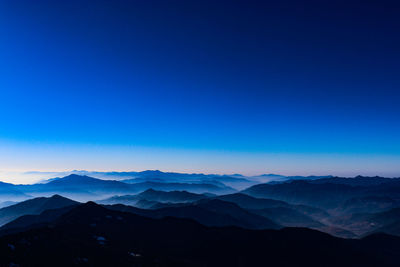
[[0, 202, 400, 267]]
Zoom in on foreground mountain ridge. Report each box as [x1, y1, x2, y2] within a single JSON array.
[[1, 201, 400, 266]]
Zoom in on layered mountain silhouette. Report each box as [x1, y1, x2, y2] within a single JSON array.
[[3, 174, 236, 202], [335, 196, 399, 215], [328, 207, 400, 237], [99, 191, 336, 232], [99, 189, 210, 206], [212, 193, 356, 236], [29, 170, 339, 189], [243, 180, 361, 209], [0, 201, 399, 267], [215, 193, 290, 209], [0, 194, 78, 226], [106, 198, 280, 230], [242, 178, 400, 211], [0, 181, 31, 202], [35, 170, 256, 189], [1, 173, 400, 265]]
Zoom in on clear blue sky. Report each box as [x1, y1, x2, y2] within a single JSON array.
[[0, 0, 399, 181]]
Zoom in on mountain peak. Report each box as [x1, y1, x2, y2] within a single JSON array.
[[63, 174, 92, 179], [47, 174, 102, 185], [49, 194, 66, 199], [64, 201, 105, 215]]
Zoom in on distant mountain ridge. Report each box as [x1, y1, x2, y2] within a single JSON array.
[[242, 177, 400, 210], [98, 189, 210, 206], [0, 174, 236, 202], [17, 170, 344, 187], [7, 170, 399, 192]]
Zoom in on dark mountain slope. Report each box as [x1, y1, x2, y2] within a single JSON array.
[[216, 193, 289, 209], [329, 207, 400, 236], [108, 199, 280, 230], [371, 222, 400, 237], [214, 193, 333, 227], [335, 196, 399, 215], [0, 202, 399, 267], [362, 208, 400, 237], [251, 207, 323, 228], [102, 192, 332, 233], [370, 207, 400, 225], [0, 195, 78, 226], [242, 180, 364, 209], [193, 199, 280, 229], [0, 205, 78, 236]]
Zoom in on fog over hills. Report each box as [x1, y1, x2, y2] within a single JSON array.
[[15, 170, 336, 186], [1, 172, 400, 265]]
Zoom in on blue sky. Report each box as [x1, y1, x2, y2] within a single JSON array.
[[0, 0, 399, 181]]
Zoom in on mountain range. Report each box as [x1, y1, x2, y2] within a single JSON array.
[[1, 172, 400, 265], [25, 170, 338, 188], [0, 174, 237, 202], [0, 201, 399, 266]]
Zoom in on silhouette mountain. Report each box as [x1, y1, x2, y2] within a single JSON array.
[[243, 180, 365, 209], [119, 170, 256, 189], [13, 175, 235, 201], [139, 189, 210, 202], [211, 193, 348, 235], [99, 190, 355, 237], [0, 205, 78, 236], [251, 206, 324, 228], [310, 176, 400, 187], [373, 222, 400, 237], [99, 189, 211, 206], [0, 194, 78, 226], [123, 181, 236, 194], [0, 202, 399, 266], [243, 177, 400, 207], [0, 194, 280, 231], [358, 208, 400, 237], [328, 207, 400, 237], [194, 199, 280, 229], [215, 193, 289, 209], [18, 175, 134, 199], [108, 198, 280, 230]]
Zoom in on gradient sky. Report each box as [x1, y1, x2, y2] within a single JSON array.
[[1, 0, 400, 182]]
